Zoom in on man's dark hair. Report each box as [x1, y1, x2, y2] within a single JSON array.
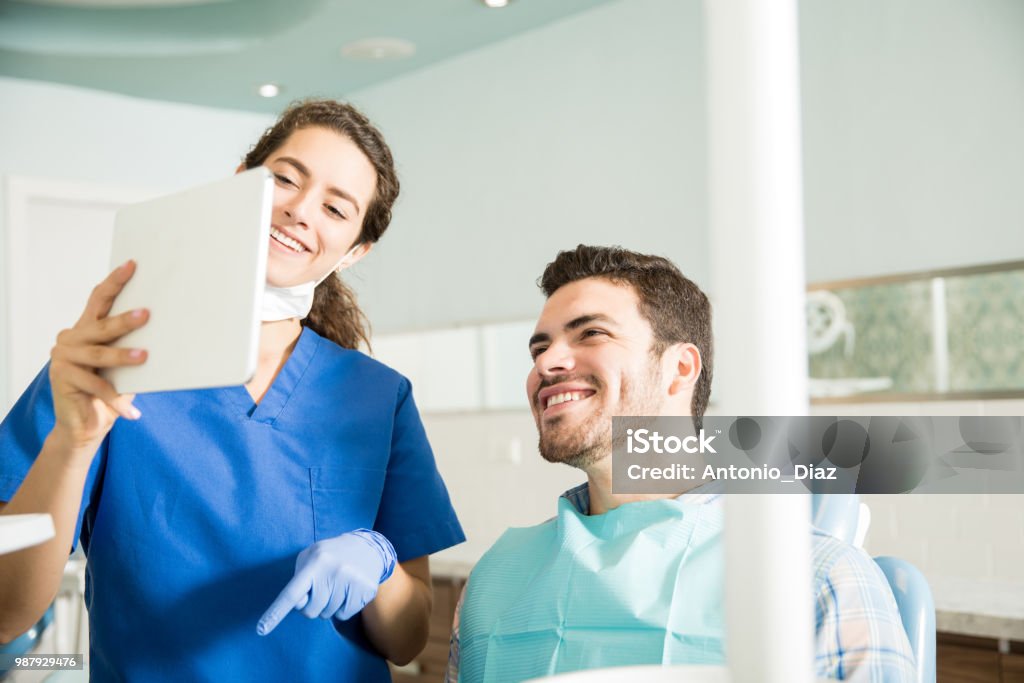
[[539, 244, 713, 424]]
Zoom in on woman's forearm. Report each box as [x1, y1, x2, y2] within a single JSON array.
[[361, 555, 433, 665], [0, 430, 97, 643]]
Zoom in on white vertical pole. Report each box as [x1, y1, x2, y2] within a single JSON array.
[[705, 1, 814, 682]]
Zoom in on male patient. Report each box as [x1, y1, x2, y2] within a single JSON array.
[[447, 245, 915, 682]]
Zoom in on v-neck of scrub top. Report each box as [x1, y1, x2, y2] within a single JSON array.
[[225, 325, 319, 424]]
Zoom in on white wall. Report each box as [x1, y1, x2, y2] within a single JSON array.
[[801, 0, 1024, 282], [0, 77, 273, 406], [0, 78, 271, 190], [345, 0, 707, 334], [345, 0, 1024, 335]]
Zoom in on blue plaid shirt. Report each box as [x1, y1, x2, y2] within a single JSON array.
[[447, 483, 916, 682]]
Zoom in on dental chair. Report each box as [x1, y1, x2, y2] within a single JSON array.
[[811, 494, 861, 545], [874, 556, 936, 683], [812, 494, 936, 683]]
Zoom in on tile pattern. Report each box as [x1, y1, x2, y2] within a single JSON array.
[[809, 280, 934, 393], [809, 270, 1024, 395], [946, 270, 1024, 391]]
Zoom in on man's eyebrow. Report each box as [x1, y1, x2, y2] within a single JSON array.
[[528, 314, 617, 349], [273, 156, 363, 216], [565, 313, 616, 330]]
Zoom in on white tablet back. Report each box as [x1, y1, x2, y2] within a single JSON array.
[[103, 168, 273, 394]]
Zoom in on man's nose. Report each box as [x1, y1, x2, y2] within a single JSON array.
[[536, 341, 575, 377]]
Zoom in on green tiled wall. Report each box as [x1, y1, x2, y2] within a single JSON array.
[[946, 270, 1024, 392], [808, 269, 1024, 396], [809, 281, 933, 393]]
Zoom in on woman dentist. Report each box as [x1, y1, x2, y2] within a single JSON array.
[[0, 100, 464, 681]]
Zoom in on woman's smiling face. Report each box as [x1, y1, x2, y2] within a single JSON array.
[[262, 126, 378, 287]]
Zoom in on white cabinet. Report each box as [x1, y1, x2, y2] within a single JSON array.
[[480, 320, 535, 410], [372, 327, 483, 412], [372, 320, 537, 414]]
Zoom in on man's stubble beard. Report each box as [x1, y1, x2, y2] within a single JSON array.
[[538, 404, 608, 470], [537, 360, 662, 471]]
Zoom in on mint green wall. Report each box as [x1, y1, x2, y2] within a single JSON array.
[[346, 0, 707, 334], [801, 0, 1024, 283], [347, 0, 1024, 335], [0, 78, 271, 190]]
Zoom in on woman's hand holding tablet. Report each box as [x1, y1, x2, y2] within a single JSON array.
[[47, 259, 149, 459]]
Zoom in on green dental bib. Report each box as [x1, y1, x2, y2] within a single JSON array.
[[460, 496, 726, 682]]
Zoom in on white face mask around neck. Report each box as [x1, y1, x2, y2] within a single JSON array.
[[261, 245, 359, 322]]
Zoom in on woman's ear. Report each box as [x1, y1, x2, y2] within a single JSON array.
[[235, 162, 246, 174], [338, 242, 373, 270], [667, 343, 702, 397]]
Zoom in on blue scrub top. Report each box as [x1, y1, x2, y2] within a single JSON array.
[[0, 326, 465, 682]]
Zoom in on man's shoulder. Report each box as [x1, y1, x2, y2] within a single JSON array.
[[807, 530, 916, 678], [809, 528, 887, 592], [484, 516, 559, 554], [469, 516, 560, 576]]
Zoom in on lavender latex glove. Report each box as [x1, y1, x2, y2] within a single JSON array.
[[257, 529, 397, 636]]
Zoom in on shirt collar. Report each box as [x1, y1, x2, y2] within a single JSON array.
[[560, 480, 724, 515]]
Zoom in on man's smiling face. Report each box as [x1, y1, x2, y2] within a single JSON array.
[[526, 277, 668, 470]]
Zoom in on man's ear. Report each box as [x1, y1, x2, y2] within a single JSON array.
[[667, 343, 702, 397], [339, 242, 373, 270]]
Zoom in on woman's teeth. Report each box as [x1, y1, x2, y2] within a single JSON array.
[[547, 391, 586, 409], [271, 227, 308, 253]]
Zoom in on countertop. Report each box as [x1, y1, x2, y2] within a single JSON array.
[[932, 577, 1024, 641], [0, 513, 54, 555]]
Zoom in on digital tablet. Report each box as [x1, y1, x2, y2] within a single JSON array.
[[102, 167, 273, 394]]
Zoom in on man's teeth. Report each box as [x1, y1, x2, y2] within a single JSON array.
[[271, 228, 307, 253], [546, 391, 587, 409]]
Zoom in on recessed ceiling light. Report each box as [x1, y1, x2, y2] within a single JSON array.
[[341, 38, 416, 61], [483, 0, 509, 7], [258, 83, 280, 98]]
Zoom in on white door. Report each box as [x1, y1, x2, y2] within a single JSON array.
[[3, 176, 158, 410]]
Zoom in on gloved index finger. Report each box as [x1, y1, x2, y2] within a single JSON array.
[[257, 571, 312, 636]]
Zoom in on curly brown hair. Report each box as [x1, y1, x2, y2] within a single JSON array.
[[244, 99, 400, 351]]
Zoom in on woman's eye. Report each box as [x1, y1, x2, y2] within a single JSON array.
[[326, 205, 347, 220], [274, 174, 296, 187]]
